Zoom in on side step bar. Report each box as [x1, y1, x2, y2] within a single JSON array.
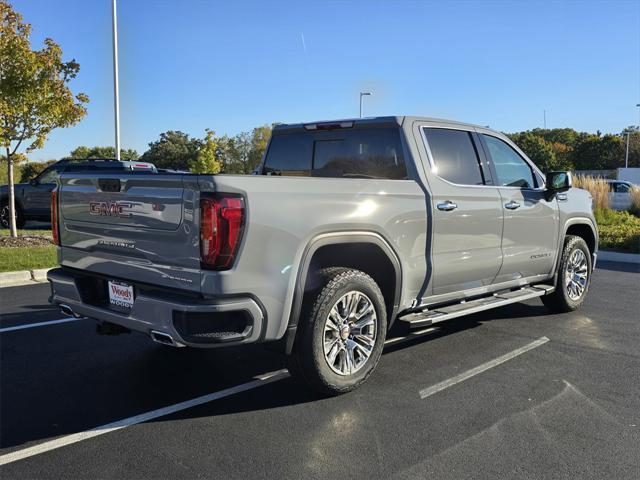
[[398, 285, 554, 329]]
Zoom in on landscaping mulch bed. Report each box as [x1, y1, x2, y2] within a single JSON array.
[[0, 235, 53, 248]]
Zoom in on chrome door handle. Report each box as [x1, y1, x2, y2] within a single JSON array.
[[505, 201, 521, 210], [437, 201, 458, 211]]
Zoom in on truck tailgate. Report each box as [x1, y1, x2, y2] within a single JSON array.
[[57, 173, 202, 293]]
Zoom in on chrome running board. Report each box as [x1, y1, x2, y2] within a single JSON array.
[[398, 285, 554, 329]]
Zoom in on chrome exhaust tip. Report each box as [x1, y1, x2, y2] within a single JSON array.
[[150, 330, 183, 347], [59, 304, 82, 318]]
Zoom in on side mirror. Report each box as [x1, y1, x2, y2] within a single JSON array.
[[545, 171, 572, 200]]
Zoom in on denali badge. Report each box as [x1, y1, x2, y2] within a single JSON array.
[[89, 201, 133, 218]]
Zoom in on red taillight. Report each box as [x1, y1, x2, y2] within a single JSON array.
[[200, 196, 244, 270], [51, 188, 60, 245]]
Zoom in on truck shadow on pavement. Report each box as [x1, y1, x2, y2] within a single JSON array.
[[0, 301, 556, 451]]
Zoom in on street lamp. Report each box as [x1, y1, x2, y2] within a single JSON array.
[[627, 104, 640, 168], [359, 92, 372, 118]]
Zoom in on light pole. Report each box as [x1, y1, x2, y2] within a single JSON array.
[[626, 130, 630, 168], [627, 104, 640, 169], [112, 0, 121, 160], [359, 92, 372, 118]]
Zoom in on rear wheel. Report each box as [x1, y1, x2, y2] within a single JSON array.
[[542, 235, 592, 313], [287, 268, 387, 395]]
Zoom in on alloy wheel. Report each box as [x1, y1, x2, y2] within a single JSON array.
[[565, 249, 588, 300], [323, 290, 377, 376]]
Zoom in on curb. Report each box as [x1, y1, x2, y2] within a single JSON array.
[[0, 268, 53, 288], [598, 250, 640, 265]]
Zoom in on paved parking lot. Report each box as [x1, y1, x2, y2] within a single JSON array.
[[1, 261, 639, 479]]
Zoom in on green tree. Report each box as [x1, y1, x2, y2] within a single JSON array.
[[0, 1, 88, 236], [573, 134, 625, 170], [69, 145, 138, 160], [20, 158, 56, 182], [140, 131, 201, 170], [248, 124, 272, 173], [217, 125, 272, 174], [509, 132, 557, 171], [190, 129, 221, 173], [530, 128, 579, 148], [218, 132, 251, 174]]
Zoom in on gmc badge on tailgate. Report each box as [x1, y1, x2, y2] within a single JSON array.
[[89, 201, 133, 218]]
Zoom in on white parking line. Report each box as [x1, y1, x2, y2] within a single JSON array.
[[384, 327, 438, 346], [0, 369, 289, 466], [419, 336, 550, 399], [0, 317, 84, 334]]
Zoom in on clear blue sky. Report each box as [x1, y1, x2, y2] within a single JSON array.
[[13, 0, 640, 161]]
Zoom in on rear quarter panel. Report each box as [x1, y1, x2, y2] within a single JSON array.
[[197, 175, 427, 340]]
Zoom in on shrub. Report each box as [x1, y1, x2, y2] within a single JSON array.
[[630, 186, 640, 217], [573, 175, 609, 211], [594, 210, 640, 253]]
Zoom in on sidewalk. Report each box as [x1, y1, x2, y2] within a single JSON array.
[[0, 268, 53, 288]]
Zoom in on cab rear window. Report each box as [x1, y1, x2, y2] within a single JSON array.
[[263, 128, 407, 180]]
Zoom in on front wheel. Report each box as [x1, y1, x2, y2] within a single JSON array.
[[542, 235, 592, 313], [287, 268, 387, 395]]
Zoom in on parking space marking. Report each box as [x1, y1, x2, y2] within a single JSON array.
[[0, 369, 289, 466], [419, 336, 550, 399], [0, 317, 84, 334], [384, 327, 438, 346]]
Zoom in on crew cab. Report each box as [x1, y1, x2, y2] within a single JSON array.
[[47, 116, 598, 394]]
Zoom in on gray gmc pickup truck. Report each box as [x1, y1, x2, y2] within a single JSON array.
[[47, 116, 598, 394]]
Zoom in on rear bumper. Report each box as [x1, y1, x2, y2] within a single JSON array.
[[47, 268, 264, 348]]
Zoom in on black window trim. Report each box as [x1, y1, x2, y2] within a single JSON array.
[[478, 133, 546, 191], [420, 126, 490, 188]]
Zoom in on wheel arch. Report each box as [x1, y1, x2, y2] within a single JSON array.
[[551, 217, 598, 284], [565, 221, 597, 257], [282, 232, 402, 354]]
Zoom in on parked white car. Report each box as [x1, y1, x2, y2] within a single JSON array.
[[606, 180, 636, 210]]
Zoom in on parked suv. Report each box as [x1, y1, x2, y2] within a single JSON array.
[[47, 117, 597, 394], [0, 158, 156, 228]]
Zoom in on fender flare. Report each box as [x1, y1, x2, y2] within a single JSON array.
[[281, 231, 403, 354], [552, 217, 598, 282]]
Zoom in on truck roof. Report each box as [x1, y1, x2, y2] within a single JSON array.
[[272, 116, 499, 135]]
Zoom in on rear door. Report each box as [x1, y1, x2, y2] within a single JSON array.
[[419, 126, 503, 296], [23, 166, 62, 216], [479, 133, 559, 281], [58, 172, 202, 292]]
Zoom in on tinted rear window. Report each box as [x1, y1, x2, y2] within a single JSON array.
[[423, 128, 484, 185], [262, 133, 313, 176], [263, 128, 407, 179]]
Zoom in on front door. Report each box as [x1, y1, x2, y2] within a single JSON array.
[[479, 134, 559, 282], [420, 126, 504, 296]]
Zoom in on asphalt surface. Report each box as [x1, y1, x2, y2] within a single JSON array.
[[1, 261, 639, 479]]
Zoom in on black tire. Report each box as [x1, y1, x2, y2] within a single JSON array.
[[0, 202, 25, 229], [286, 267, 387, 395], [542, 235, 592, 313]]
